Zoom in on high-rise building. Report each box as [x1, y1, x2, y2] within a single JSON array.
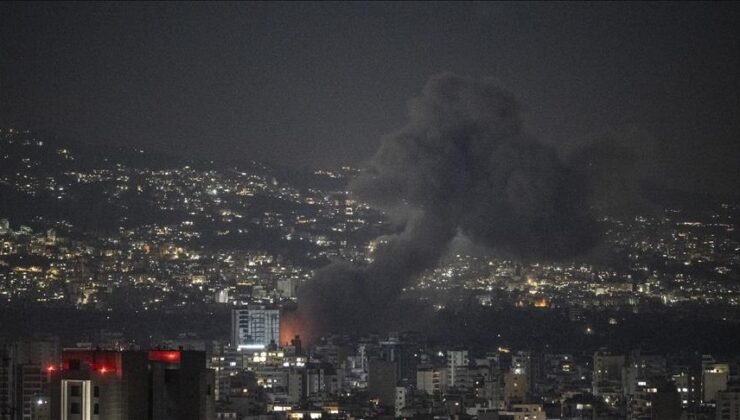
[[622, 351, 666, 397], [717, 381, 740, 420], [416, 367, 447, 395], [368, 359, 397, 408], [379, 338, 417, 384], [305, 363, 340, 397], [394, 386, 409, 417], [208, 345, 244, 403], [592, 351, 625, 403], [648, 380, 682, 420], [287, 369, 305, 404], [503, 372, 528, 406], [703, 362, 729, 403], [510, 351, 534, 393], [1, 347, 13, 420], [447, 351, 469, 390], [231, 307, 280, 351], [48, 349, 214, 420], [0, 339, 59, 420]]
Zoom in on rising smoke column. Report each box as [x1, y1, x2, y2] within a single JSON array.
[[297, 74, 596, 336]]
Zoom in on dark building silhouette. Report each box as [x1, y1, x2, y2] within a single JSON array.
[[0, 339, 59, 420], [49, 349, 214, 420], [368, 359, 397, 408], [650, 380, 682, 420]]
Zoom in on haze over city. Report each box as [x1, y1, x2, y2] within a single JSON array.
[[1, 3, 739, 420]]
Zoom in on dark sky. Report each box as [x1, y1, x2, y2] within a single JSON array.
[[1, 2, 739, 193]]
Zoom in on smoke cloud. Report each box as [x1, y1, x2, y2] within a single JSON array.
[[559, 125, 657, 215], [297, 74, 599, 337]]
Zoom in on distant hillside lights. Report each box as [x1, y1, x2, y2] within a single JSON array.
[[191, 274, 207, 285], [56, 148, 74, 160], [0, 218, 9, 234]]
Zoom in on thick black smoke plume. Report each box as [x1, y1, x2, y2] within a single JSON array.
[[297, 74, 597, 337]]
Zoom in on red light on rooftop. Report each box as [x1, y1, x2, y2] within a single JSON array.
[[98, 366, 108, 374], [148, 350, 181, 363], [46, 365, 56, 372]]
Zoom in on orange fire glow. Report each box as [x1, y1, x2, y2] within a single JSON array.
[[280, 310, 299, 345], [280, 310, 316, 346]]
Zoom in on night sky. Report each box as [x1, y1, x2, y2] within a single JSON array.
[[1, 2, 739, 194]]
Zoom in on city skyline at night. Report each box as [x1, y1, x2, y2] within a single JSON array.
[[1, 2, 739, 420]]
